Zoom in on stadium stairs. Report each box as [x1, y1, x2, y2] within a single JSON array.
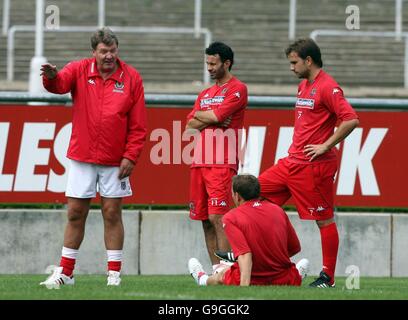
[[0, 0, 408, 95]]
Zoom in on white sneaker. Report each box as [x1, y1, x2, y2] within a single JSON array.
[[107, 270, 121, 286], [188, 258, 206, 284], [296, 258, 310, 280], [40, 266, 74, 288]]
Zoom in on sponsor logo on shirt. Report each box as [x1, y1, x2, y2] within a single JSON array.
[[253, 201, 261, 207], [333, 88, 341, 94], [200, 96, 225, 107], [234, 92, 241, 99], [88, 79, 95, 85], [296, 98, 315, 109]]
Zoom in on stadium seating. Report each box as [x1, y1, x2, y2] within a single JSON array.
[[0, 0, 407, 87]]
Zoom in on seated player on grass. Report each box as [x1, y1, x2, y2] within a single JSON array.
[[188, 174, 309, 286]]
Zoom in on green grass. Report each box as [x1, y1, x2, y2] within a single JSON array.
[[0, 275, 408, 300]]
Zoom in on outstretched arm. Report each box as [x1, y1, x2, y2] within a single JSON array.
[[41, 61, 77, 94]]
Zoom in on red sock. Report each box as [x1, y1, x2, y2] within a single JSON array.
[[319, 222, 339, 282], [59, 256, 75, 277], [108, 261, 122, 272]]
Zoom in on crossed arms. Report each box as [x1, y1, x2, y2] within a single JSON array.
[[185, 110, 231, 131]]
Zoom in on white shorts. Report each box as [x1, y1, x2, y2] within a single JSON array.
[[65, 160, 133, 198]]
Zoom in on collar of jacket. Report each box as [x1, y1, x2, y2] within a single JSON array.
[[87, 57, 125, 82]]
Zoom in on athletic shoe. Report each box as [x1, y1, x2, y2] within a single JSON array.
[[188, 258, 206, 284], [107, 270, 121, 286], [39, 266, 74, 288], [214, 250, 236, 263], [309, 271, 335, 288], [295, 258, 310, 280]]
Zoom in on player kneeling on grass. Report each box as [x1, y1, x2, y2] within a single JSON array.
[[188, 174, 309, 286]]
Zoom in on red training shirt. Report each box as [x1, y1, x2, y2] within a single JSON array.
[[222, 199, 301, 279], [187, 77, 248, 171], [289, 69, 358, 163]]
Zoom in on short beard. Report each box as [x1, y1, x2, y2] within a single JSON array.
[[214, 68, 226, 80], [297, 69, 310, 79]]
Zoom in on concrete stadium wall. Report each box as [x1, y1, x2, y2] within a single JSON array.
[[392, 215, 408, 277], [0, 210, 407, 277], [140, 211, 399, 277], [139, 211, 211, 275], [289, 213, 392, 277], [0, 210, 140, 275]]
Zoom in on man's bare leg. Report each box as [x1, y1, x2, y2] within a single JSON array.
[[63, 197, 91, 249], [209, 214, 230, 253], [101, 197, 124, 250], [202, 219, 218, 265]]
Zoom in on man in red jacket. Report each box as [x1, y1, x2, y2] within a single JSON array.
[[39, 28, 147, 287], [188, 174, 309, 287]]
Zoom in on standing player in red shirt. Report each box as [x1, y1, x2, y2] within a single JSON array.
[[188, 174, 309, 286], [185, 42, 248, 273], [39, 28, 147, 287], [260, 38, 359, 288]]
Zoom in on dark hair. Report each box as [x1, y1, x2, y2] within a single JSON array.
[[205, 41, 234, 70], [232, 174, 260, 201], [285, 38, 323, 68], [91, 27, 119, 50]]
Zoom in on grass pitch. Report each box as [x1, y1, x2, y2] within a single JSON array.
[[0, 275, 407, 300]]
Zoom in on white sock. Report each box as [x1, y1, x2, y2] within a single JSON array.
[[61, 246, 78, 259], [107, 250, 123, 262], [198, 274, 209, 286]]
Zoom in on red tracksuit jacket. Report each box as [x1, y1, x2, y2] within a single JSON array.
[[43, 57, 147, 166]]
